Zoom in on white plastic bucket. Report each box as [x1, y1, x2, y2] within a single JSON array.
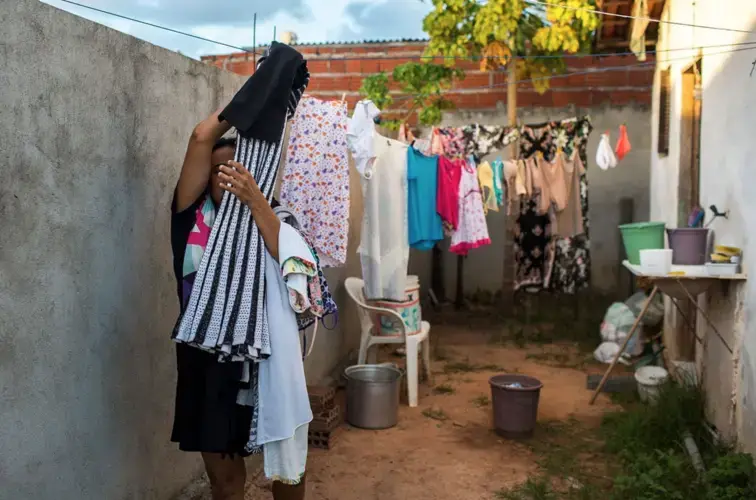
[[639, 249, 673, 275], [368, 276, 422, 336], [634, 366, 669, 403]]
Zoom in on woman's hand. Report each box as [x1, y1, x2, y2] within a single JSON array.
[[218, 160, 281, 260], [218, 161, 263, 207]]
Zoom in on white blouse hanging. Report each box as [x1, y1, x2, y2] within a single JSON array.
[[596, 132, 618, 170], [358, 134, 410, 301]]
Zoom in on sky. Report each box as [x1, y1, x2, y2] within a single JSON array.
[[43, 0, 434, 59]]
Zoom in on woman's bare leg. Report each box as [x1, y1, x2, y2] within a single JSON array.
[[201, 453, 247, 500], [272, 474, 307, 500]]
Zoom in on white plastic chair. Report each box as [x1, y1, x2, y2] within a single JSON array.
[[345, 277, 431, 407]]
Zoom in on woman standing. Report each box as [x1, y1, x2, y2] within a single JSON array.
[[170, 107, 307, 500]]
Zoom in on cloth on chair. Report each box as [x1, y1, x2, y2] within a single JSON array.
[[173, 42, 310, 361]]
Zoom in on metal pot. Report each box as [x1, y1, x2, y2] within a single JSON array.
[[344, 364, 403, 429]]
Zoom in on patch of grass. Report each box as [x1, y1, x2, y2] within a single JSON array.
[[422, 407, 448, 421], [443, 360, 505, 374], [433, 384, 455, 395], [494, 476, 600, 500], [608, 390, 640, 407], [471, 395, 490, 407], [443, 360, 477, 374], [601, 381, 709, 457], [494, 478, 557, 500], [526, 352, 570, 364], [602, 382, 756, 500]]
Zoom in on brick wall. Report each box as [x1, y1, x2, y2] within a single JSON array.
[[202, 40, 654, 115]]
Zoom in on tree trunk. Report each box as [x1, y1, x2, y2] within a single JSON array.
[[501, 60, 518, 305]]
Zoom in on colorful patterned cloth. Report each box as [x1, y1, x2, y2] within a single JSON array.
[[515, 117, 593, 294], [463, 124, 519, 163], [273, 207, 337, 331], [180, 196, 216, 307], [431, 127, 467, 158], [281, 96, 350, 268]]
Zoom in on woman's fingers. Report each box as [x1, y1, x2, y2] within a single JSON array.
[[226, 160, 247, 173], [219, 165, 244, 183], [219, 182, 240, 197], [217, 172, 236, 187]]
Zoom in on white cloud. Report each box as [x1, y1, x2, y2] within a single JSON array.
[[42, 0, 430, 59]]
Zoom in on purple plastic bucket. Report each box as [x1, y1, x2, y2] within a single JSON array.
[[489, 374, 543, 439], [666, 228, 709, 265]]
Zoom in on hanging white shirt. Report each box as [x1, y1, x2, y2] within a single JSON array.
[[359, 133, 409, 301], [347, 99, 381, 178]]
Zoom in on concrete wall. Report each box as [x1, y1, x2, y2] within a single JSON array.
[[648, 0, 756, 451], [407, 104, 652, 297], [0, 1, 357, 498]]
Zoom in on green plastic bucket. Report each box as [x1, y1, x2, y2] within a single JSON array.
[[619, 222, 666, 265]]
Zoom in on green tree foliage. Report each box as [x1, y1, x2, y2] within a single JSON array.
[[423, 0, 600, 92], [359, 62, 463, 129]]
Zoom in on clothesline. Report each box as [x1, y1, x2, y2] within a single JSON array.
[[346, 104, 599, 298]]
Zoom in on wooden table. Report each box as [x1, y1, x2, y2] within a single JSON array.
[[589, 261, 747, 404]]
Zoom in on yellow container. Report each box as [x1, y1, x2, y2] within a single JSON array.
[[714, 245, 741, 256]]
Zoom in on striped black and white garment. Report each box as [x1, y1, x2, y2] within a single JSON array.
[[173, 42, 310, 361]]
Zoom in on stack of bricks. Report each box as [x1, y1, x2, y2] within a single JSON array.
[[307, 386, 342, 450]]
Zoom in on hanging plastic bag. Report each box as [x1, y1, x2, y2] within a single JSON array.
[[615, 124, 632, 161], [596, 132, 617, 170]]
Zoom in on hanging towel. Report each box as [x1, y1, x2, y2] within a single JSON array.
[[173, 42, 310, 361], [280, 96, 350, 268], [615, 124, 632, 161], [596, 132, 617, 170]]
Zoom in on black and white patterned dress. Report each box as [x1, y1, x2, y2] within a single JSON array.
[[515, 117, 593, 294]]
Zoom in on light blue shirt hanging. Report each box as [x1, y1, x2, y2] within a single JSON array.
[[407, 147, 444, 251]]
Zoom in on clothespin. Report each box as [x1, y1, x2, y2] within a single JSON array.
[[341, 92, 347, 104], [556, 145, 563, 156]]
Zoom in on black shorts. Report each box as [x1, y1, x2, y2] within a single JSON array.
[[171, 344, 252, 455]]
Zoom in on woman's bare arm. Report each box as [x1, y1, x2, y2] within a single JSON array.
[[174, 108, 231, 212]]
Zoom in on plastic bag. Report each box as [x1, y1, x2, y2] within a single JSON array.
[[624, 291, 664, 327], [615, 124, 632, 161], [599, 302, 644, 357], [596, 133, 618, 170]]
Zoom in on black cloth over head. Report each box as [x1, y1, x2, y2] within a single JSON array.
[[219, 42, 309, 142]]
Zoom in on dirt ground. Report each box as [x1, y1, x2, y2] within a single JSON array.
[[244, 323, 619, 500]]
